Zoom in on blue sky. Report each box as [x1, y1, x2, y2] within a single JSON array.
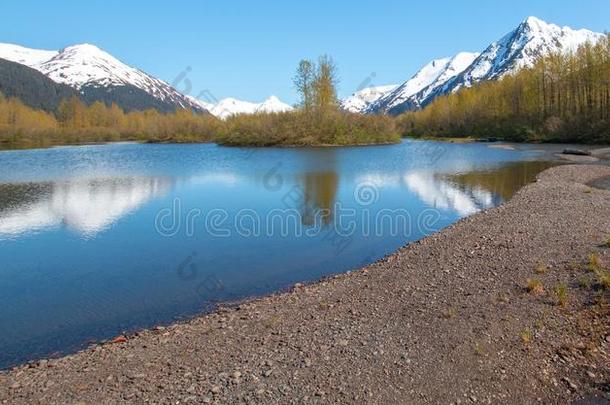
[[2, 1, 608, 104]]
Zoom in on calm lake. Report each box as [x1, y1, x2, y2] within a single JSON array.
[[0, 140, 556, 368]]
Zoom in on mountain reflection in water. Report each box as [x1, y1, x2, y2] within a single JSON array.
[[0, 177, 171, 238]]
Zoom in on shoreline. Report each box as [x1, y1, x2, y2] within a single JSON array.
[[2, 137, 609, 153], [1, 164, 610, 403]]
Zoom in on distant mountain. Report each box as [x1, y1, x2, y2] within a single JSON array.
[[366, 17, 604, 115], [189, 95, 293, 119], [441, 16, 604, 94], [0, 57, 77, 111], [368, 52, 479, 115], [0, 43, 206, 113], [0, 43, 58, 66], [340, 85, 398, 113]]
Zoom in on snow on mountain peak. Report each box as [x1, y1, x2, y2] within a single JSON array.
[[256, 95, 293, 113], [367, 51, 479, 114], [0, 42, 205, 112], [0, 43, 58, 66], [340, 84, 398, 113], [523, 16, 546, 29], [38, 43, 157, 89], [458, 16, 604, 88], [365, 17, 604, 115], [196, 96, 293, 119]]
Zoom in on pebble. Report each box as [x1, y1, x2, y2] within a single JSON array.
[[210, 385, 221, 394], [562, 377, 578, 391]]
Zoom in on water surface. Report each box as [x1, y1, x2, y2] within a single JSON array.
[[0, 140, 555, 368]]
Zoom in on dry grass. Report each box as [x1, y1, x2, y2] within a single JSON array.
[[552, 283, 569, 307], [589, 253, 602, 271], [596, 269, 610, 290], [578, 276, 591, 289], [520, 329, 533, 344], [587, 252, 610, 289], [526, 278, 545, 295]]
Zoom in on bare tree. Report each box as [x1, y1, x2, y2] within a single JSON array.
[[293, 59, 315, 111]]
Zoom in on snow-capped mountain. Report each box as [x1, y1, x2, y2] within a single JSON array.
[[0, 57, 77, 111], [0, 43, 58, 66], [189, 95, 293, 119], [340, 84, 398, 113], [368, 52, 478, 115], [368, 17, 604, 115], [451, 16, 603, 92], [0, 43, 206, 113], [256, 95, 294, 114]]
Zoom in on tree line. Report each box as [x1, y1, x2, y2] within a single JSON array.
[[0, 93, 222, 148], [398, 34, 610, 143], [0, 54, 399, 149]]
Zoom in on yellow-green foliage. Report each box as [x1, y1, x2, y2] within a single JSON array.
[[219, 109, 400, 146], [589, 253, 602, 271], [0, 96, 398, 150], [597, 270, 610, 289], [552, 283, 569, 307], [0, 95, 222, 148], [520, 328, 533, 344], [398, 35, 610, 143], [587, 252, 610, 289]]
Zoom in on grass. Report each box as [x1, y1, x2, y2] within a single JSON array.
[[596, 269, 610, 290], [526, 278, 545, 295], [520, 329, 533, 344], [587, 252, 610, 289], [552, 283, 569, 307], [578, 276, 591, 289], [589, 253, 602, 271]]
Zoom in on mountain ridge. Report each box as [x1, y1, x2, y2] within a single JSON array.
[[0, 57, 78, 111], [188, 95, 294, 119], [0, 43, 206, 113], [361, 16, 604, 115]]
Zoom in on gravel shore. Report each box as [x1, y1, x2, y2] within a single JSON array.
[[1, 164, 609, 404]]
